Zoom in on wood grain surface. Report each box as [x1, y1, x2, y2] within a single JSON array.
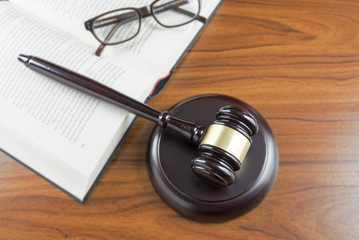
[[1, 0, 359, 239]]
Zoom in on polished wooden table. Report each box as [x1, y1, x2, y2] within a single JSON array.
[[1, 0, 359, 239]]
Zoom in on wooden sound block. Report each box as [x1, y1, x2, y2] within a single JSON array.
[[147, 94, 279, 221]]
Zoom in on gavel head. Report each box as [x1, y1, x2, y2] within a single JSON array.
[[191, 105, 259, 187]]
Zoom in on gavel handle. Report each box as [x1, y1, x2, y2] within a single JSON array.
[[18, 54, 205, 144]]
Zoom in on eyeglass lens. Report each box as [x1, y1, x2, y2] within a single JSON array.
[[153, 0, 200, 27], [93, 9, 141, 45]]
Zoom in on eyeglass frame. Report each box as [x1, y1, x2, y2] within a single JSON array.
[[84, 0, 207, 56]]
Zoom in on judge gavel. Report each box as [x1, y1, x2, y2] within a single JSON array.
[[18, 54, 259, 187]]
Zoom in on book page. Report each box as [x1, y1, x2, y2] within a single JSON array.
[[11, 0, 222, 77], [0, 4, 155, 199]]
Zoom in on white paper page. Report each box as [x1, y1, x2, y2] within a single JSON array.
[[11, 0, 221, 78], [0, 118, 88, 198], [0, 4, 154, 199]]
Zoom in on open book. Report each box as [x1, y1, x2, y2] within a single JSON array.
[[0, 0, 222, 202], [0, 0, 221, 202]]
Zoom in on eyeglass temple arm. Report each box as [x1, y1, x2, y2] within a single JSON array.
[[91, 12, 138, 30], [95, 18, 135, 56], [171, 6, 206, 23], [151, 0, 206, 24]]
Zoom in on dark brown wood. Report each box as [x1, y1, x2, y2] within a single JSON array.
[[1, 0, 359, 239], [18, 55, 260, 187], [18, 54, 161, 122], [147, 94, 278, 221], [192, 104, 259, 187], [18, 54, 206, 144]]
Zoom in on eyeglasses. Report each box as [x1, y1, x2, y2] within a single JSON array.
[[84, 0, 207, 56]]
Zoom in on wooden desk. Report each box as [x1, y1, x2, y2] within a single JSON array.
[[1, 0, 358, 239]]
